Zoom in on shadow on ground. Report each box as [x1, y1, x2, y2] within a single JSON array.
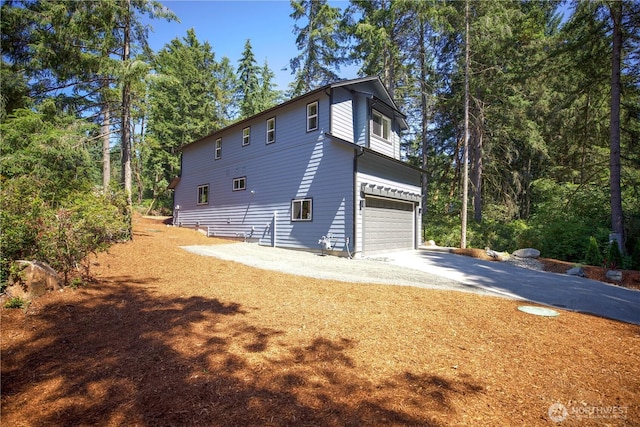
[[2, 277, 484, 426]]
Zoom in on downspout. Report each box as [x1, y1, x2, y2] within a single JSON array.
[[354, 146, 365, 257], [272, 211, 277, 247], [327, 86, 333, 135]]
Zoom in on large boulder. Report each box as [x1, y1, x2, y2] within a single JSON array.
[[5, 260, 62, 301], [605, 270, 623, 282], [513, 248, 541, 259], [566, 266, 585, 277]]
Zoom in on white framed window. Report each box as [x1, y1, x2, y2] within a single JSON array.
[[232, 176, 246, 191], [266, 117, 275, 144], [215, 138, 222, 159], [307, 101, 318, 132], [242, 127, 250, 146], [291, 198, 312, 221], [197, 184, 209, 205], [372, 110, 391, 141]]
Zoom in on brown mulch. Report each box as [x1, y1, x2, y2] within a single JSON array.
[[453, 248, 640, 291], [2, 216, 639, 426]]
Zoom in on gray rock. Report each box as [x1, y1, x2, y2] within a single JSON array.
[[566, 267, 585, 277], [605, 270, 623, 282], [513, 248, 541, 259], [485, 248, 510, 261], [5, 260, 62, 301]]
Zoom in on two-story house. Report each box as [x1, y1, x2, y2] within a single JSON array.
[[171, 76, 424, 257]]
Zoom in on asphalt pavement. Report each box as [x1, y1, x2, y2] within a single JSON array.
[[385, 249, 640, 325], [181, 243, 640, 325]]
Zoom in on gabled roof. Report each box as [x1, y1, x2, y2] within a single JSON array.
[[181, 76, 406, 150]]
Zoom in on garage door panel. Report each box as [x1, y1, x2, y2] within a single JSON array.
[[364, 197, 414, 253]]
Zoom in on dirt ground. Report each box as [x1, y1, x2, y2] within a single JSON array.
[[2, 216, 639, 426]]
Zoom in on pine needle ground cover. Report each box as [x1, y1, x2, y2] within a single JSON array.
[[2, 216, 639, 426]]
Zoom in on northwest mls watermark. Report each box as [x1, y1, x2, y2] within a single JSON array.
[[548, 402, 628, 422]]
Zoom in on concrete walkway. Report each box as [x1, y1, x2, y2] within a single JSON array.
[[182, 243, 640, 325], [386, 249, 640, 326]]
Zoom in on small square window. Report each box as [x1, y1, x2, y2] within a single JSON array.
[[242, 127, 250, 146], [197, 184, 209, 205], [291, 198, 312, 221], [233, 177, 246, 191], [215, 138, 222, 159], [372, 110, 391, 141], [266, 117, 275, 144], [307, 101, 318, 132]]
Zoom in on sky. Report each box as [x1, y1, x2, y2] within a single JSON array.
[[144, 0, 357, 91]]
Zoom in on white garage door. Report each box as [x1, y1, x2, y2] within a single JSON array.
[[363, 197, 415, 253]]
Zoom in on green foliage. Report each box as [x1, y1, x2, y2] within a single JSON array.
[[289, 0, 344, 96], [37, 192, 130, 283], [583, 236, 603, 266], [631, 240, 640, 270], [4, 297, 26, 309], [1, 178, 129, 285], [604, 240, 623, 270], [0, 106, 129, 285], [523, 179, 612, 262]]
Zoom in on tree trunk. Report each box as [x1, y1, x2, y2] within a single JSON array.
[[472, 127, 483, 223], [121, 0, 132, 209], [461, 0, 470, 248], [102, 103, 110, 193], [419, 16, 429, 235], [609, 1, 625, 253]]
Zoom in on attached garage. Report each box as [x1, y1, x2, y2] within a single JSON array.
[[363, 197, 416, 253]]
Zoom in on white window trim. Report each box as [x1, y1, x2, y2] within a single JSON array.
[[372, 110, 391, 142], [266, 117, 276, 144], [197, 184, 209, 205], [232, 176, 246, 192], [291, 198, 313, 222], [307, 101, 318, 132], [214, 138, 222, 159], [242, 127, 250, 146]]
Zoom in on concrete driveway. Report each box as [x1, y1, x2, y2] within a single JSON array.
[[182, 243, 640, 325], [385, 249, 640, 326]]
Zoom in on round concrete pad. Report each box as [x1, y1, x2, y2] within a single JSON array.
[[518, 306, 560, 317]]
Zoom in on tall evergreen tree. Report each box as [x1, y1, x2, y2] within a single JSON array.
[[289, 0, 344, 96], [345, 0, 412, 102], [237, 39, 261, 118], [145, 29, 234, 211], [0, 0, 176, 208], [257, 59, 282, 112]]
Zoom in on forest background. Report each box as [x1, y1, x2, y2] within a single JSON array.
[[1, 0, 639, 286]]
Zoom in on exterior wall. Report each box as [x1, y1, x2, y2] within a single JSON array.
[[174, 93, 355, 252], [352, 92, 368, 147], [174, 77, 421, 256], [354, 152, 422, 255], [330, 87, 354, 142]]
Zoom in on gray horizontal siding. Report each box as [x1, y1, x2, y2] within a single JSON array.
[[353, 153, 422, 254], [174, 93, 355, 252], [331, 87, 354, 142]]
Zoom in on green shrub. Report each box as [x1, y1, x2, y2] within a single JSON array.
[[4, 297, 25, 309], [1, 177, 129, 285], [631, 240, 640, 270], [37, 191, 130, 283], [604, 240, 623, 270], [583, 236, 603, 266]]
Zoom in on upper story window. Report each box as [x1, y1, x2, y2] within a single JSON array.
[[291, 198, 312, 221], [197, 184, 209, 205], [233, 177, 246, 191], [242, 127, 250, 146], [266, 117, 276, 144], [372, 110, 391, 141], [307, 101, 318, 132], [215, 138, 222, 159]]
